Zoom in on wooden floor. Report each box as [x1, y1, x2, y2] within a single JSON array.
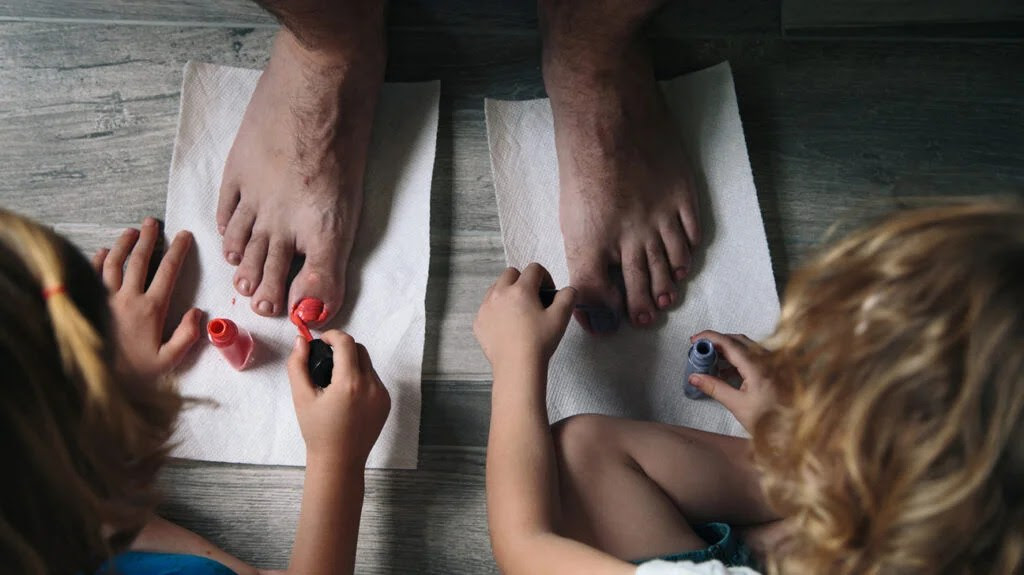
[[1, 1, 1021, 572]]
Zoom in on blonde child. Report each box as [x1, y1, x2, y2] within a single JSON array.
[[0, 209, 389, 575], [475, 202, 1024, 574]]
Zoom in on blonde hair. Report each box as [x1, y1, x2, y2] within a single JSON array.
[[0, 209, 181, 574], [754, 202, 1024, 574]]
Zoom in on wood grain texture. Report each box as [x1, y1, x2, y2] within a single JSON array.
[[782, 0, 1024, 30], [159, 448, 494, 572], [2, 16, 1023, 573]]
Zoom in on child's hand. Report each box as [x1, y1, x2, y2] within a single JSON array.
[[93, 218, 202, 382], [688, 330, 776, 434], [287, 331, 391, 466], [474, 263, 577, 374]]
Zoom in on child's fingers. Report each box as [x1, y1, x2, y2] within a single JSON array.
[[148, 231, 193, 303], [497, 266, 521, 287], [357, 344, 391, 398], [355, 343, 375, 373], [157, 307, 202, 368], [518, 262, 550, 291], [124, 217, 159, 292], [549, 286, 578, 324], [287, 336, 316, 403], [92, 248, 109, 274], [320, 330, 361, 376], [103, 228, 140, 290], [690, 373, 744, 416], [691, 330, 758, 377]]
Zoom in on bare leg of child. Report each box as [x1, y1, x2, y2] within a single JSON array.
[[552, 414, 777, 562]]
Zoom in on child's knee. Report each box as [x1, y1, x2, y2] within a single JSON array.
[[552, 414, 619, 473]]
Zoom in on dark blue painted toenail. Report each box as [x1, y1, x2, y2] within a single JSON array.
[[580, 306, 619, 334]]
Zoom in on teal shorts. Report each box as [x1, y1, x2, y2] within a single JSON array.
[[631, 523, 757, 568], [96, 552, 238, 575]]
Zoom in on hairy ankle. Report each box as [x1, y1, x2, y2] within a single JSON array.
[[277, 27, 385, 81], [262, 0, 386, 56]]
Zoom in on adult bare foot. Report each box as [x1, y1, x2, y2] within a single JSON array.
[[541, 0, 699, 332], [218, 24, 384, 325]]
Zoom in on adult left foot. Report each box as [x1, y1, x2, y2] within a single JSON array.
[[541, 0, 700, 332]]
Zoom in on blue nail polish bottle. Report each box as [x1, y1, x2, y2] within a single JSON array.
[[683, 338, 718, 399]]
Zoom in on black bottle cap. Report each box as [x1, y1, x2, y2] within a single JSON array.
[[539, 287, 558, 308], [308, 339, 334, 388]]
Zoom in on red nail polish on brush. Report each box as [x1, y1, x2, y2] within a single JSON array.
[[207, 318, 253, 371]]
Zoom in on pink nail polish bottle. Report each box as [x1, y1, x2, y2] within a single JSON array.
[[207, 318, 254, 371]]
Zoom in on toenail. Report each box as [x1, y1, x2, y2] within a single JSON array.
[[658, 293, 672, 308], [637, 312, 651, 325], [257, 300, 274, 315], [582, 307, 620, 334], [218, 225, 226, 235], [143, 217, 156, 227], [237, 278, 251, 294], [227, 252, 241, 265], [674, 267, 688, 282]]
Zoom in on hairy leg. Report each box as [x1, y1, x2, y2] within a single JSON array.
[[540, 0, 700, 332], [552, 414, 777, 562], [219, 0, 385, 324]]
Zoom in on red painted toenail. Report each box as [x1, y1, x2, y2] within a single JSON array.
[[227, 252, 241, 265], [658, 294, 671, 308], [290, 298, 327, 342]]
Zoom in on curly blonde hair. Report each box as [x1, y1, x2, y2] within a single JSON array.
[[0, 209, 181, 574], [753, 202, 1024, 574]]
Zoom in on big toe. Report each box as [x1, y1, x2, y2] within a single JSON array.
[[566, 250, 623, 334], [288, 247, 348, 327]]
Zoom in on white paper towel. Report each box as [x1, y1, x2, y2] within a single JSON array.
[[485, 62, 778, 436], [164, 62, 438, 468]]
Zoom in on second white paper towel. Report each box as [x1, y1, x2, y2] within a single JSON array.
[[485, 62, 778, 436], [165, 62, 438, 468]]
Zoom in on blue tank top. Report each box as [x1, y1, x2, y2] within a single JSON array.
[[96, 552, 238, 575]]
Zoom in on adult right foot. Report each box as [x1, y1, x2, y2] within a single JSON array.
[[217, 25, 384, 325]]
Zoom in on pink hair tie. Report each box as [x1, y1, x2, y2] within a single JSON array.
[[42, 284, 67, 300]]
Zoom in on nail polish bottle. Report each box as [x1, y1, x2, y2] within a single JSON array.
[[207, 318, 254, 371], [683, 338, 719, 399]]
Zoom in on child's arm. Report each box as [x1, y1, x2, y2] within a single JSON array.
[[474, 264, 634, 575], [285, 330, 391, 575]]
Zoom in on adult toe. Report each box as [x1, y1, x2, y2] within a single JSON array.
[[662, 216, 692, 282], [645, 239, 676, 309], [622, 243, 657, 327], [566, 247, 622, 334], [251, 239, 294, 316], [216, 178, 241, 235], [288, 242, 348, 327], [222, 202, 256, 266], [234, 234, 268, 297]]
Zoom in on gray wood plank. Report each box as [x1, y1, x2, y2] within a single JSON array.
[[782, 0, 1024, 31], [7, 23, 1024, 378], [4, 21, 1023, 573], [0, 0, 780, 38], [159, 447, 494, 573]]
